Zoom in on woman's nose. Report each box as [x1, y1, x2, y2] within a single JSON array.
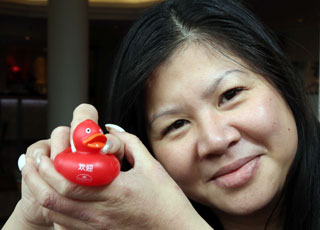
[[196, 113, 241, 160]]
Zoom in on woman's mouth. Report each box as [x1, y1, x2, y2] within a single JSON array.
[[211, 155, 261, 188]]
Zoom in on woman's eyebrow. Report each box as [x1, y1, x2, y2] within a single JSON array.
[[148, 107, 182, 127], [202, 69, 245, 98]]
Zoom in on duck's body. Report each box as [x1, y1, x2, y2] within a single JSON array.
[[54, 119, 120, 186]]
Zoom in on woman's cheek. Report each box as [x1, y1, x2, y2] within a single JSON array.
[[239, 95, 282, 139], [241, 92, 298, 163], [153, 139, 197, 185]]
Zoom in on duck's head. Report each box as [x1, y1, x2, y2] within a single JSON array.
[[71, 119, 107, 153]]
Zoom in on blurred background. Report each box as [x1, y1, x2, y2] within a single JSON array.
[[0, 0, 319, 226]]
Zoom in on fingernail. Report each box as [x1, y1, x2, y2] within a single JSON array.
[[18, 154, 26, 171], [101, 139, 113, 154], [105, 124, 125, 133]]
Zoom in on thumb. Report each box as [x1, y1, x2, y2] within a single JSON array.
[[69, 104, 100, 152], [107, 128, 155, 168]]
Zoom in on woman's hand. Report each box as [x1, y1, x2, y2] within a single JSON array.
[[42, 104, 212, 229], [3, 104, 96, 230], [39, 135, 209, 229], [3, 127, 71, 230], [5, 103, 212, 230]]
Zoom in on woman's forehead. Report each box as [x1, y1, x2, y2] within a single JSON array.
[[148, 43, 247, 87]]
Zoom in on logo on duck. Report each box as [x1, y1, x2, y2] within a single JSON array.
[[76, 174, 93, 183]]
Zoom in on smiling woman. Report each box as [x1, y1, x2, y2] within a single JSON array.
[[145, 43, 298, 222], [106, 0, 320, 229]]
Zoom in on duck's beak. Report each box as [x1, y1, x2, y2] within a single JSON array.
[[83, 133, 107, 149]]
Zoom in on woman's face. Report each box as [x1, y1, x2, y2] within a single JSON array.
[[145, 43, 298, 216]]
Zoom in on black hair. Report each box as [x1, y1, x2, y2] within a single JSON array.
[[106, 0, 320, 229]]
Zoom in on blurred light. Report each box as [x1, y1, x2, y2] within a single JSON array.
[[7, 0, 162, 7], [1, 98, 47, 108], [12, 65, 21, 73], [297, 18, 304, 23]]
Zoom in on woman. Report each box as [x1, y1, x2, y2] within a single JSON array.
[[4, 0, 320, 229], [107, 0, 320, 228]]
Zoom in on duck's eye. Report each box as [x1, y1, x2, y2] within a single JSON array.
[[86, 128, 91, 133], [99, 129, 103, 134]]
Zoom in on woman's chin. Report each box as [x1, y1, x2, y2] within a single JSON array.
[[211, 190, 281, 220]]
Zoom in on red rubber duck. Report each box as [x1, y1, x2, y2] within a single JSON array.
[[54, 119, 120, 186]]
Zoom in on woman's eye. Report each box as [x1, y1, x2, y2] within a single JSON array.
[[219, 87, 244, 106], [162, 119, 189, 136]]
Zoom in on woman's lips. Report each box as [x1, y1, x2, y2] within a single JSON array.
[[211, 155, 261, 188]]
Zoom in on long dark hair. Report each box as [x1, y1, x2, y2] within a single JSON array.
[[106, 0, 320, 229]]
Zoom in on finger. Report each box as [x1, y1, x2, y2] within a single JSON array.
[[105, 124, 125, 133], [25, 139, 51, 168], [69, 104, 100, 153], [50, 126, 70, 160], [70, 104, 99, 134], [102, 133, 124, 164], [26, 139, 50, 159], [50, 213, 95, 230], [22, 157, 96, 220], [53, 223, 71, 230], [110, 130, 155, 168], [39, 155, 106, 201], [53, 223, 69, 230], [46, 209, 95, 230]]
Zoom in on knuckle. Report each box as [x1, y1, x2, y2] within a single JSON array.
[[57, 180, 77, 197], [26, 140, 49, 158], [103, 191, 122, 206], [120, 184, 134, 198], [126, 133, 143, 145], [77, 209, 94, 223], [111, 180, 134, 203], [38, 161, 46, 175], [39, 189, 57, 209], [41, 208, 54, 223], [90, 215, 109, 230], [50, 126, 70, 138], [21, 163, 33, 183], [38, 161, 54, 182]]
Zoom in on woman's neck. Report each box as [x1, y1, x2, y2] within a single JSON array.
[[214, 197, 284, 230], [218, 212, 283, 230]]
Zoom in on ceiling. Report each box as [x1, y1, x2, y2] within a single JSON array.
[[0, 0, 163, 20], [0, 0, 318, 82], [0, 0, 318, 25], [6, 0, 161, 7], [0, 0, 318, 46]]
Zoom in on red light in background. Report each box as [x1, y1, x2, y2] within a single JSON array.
[[11, 65, 21, 73]]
